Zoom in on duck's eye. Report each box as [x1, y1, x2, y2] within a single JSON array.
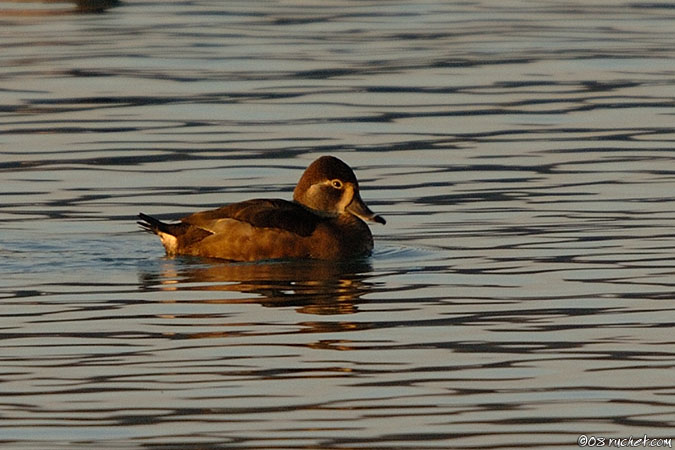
[[331, 179, 343, 189]]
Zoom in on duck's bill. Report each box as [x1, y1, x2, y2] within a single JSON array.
[[348, 194, 386, 225]]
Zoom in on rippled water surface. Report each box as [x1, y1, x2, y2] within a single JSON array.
[[1, 1, 674, 449]]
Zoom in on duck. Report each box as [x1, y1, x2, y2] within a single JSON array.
[[138, 155, 385, 261]]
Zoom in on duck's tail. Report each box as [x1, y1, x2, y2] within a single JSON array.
[[138, 213, 212, 256], [137, 212, 171, 235], [138, 212, 186, 255]]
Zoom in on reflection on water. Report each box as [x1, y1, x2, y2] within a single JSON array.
[[141, 257, 375, 316], [1, 0, 674, 448]]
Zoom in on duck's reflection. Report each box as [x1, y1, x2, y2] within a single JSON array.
[[139, 257, 376, 316]]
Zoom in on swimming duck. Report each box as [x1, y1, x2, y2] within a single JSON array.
[[138, 155, 385, 261]]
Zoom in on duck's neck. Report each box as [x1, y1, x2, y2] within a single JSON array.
[[293, 200, 339, 218]]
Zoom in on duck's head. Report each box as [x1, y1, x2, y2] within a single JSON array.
[[293, 156, 386, 225]]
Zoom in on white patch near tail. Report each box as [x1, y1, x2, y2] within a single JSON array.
[[158, 231, 178, 255]]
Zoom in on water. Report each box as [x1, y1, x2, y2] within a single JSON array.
[[1, 1, 674, 449]]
